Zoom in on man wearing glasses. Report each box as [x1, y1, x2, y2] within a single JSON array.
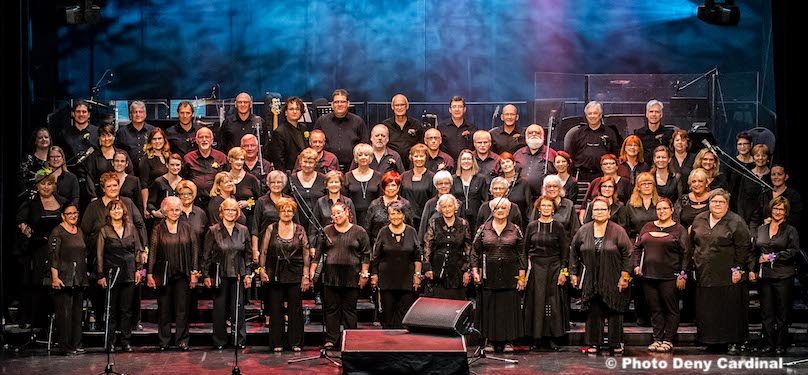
[[489, 104, 525, 155], [568, 101, 622, 183], [383, 94, 423, 169], [115, 100, 154, 167], [314, 89, 368, 171], [270, 96, 308, 173]]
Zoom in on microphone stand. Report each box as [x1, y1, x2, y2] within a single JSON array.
[[252, 109, 266, 176], [231, 265, 252, 375], [17, 148, 95, 199], [704, 141, 773, 193], [97, 267, 125, 375], [544, 110, 557, 175], [287, 182, 340, 367]]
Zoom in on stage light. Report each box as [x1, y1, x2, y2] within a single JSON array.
[[697, 0, 740, 26], [65, 0, 102, 24]]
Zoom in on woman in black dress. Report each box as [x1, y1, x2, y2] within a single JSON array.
[[452, 149, 488, 229], [96, 199, 145, 352], [16, 171, 66, 329], [139, 128, 170, 218], [48, 203, 87, 355], [370, 200, 422, 329], [423, 194, 472, 300], [18, 127, 51, 193], [570, 196, 632, 355], [554, 151, 578, 204], [535, 174, 579, 240], [471, 198, 526, 353], [363, 171, 414, 248], [227, 146, 263, 231], [752, 196, 800, 355], [651, 146, 684, 202], [401, 144, 436, 232], [674, 168, 711, 231], [690, 189, 752, 355], [147, 196, 199, 351], [308, 202, 370, 349], [260, 197, 311, 352], [495, 152, 532, 226], [523, 195, 569, 351], [346, 143, 382, 221], [632, 198, 690, 353], [289, 148, 328, 236], [113, 150, 144, 218], [46, 146, 80, 205], [669, 129, 696, 181], [202, 198, 252, 350], [147, 153, 183, 220]]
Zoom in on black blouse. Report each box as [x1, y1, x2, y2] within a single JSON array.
[[673, 193, 709, 230], [119, 174, 144, 213], [251, 194, 291, 239], [632, 222, 691, 280], [451, 174, 489, 229], [344, 170, 382, 218], [96, 223, 144, 283], [260, 223, 310, 284], [288, 172, 327, 235], [753, 223, 800, 279], [180, 206, 208, 245], [560, 175, 579, 204], [202, 223, 251, 282], [471, 221, 525, 290], [363, 196, 414, 247], [148, 220, 199, 285], [619, 202, 658, 239], [569, 221, 632, 312], [138, 155, 168, 188], [48, 225, 88, 288], [371, 225, 421, 291], [400, 169, 435, 221], [690, 211, 752, 287], [523, 220, 569, 268], [313, 224, 370, 288], [80, 196, 147, 254], [148, 176, 180, 212], [654, 171, 684, 202], [55, 170, 80, 205], [422, 216, 471, 289], [207, 195, 248, 227]]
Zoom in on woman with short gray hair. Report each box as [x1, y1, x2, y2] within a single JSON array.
[[423, 194, 472, 300]]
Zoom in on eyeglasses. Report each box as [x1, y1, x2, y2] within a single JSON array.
[[332, 100, 348, 104], [63, 211, 79, 216], [710, 200, 728, 205], [392, 104, 407, 108], [601, 161, 617, 166], [592, 208, 608, 212]]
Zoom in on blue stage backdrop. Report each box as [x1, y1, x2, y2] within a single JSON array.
[[49, 0, 770, 103]]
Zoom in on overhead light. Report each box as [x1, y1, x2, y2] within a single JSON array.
[[698, 0, 740, 26]]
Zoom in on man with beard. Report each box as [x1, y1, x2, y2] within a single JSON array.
[[165, 101, 201, 157], [350, 124, 404, 173], [514, 124, 557, 196], [183, 127, 227, 205]]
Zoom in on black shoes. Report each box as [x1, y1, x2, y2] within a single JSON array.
[[121, 344, 133, 352], [178, 344, 190, 351]]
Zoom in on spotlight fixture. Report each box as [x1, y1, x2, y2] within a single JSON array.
[[65, 0, 102, 24], [698, 0, 740, 26]]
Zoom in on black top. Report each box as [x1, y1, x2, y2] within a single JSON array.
[[489, 125, 525, 155], [471, 221, 525, 289], [451, 174, 489, 229], [206, 195, 248, 227], [673, 193, 709, 230], [119, 174, 144, 214], [654, 171, 684, 202], [147, 176, 179, 212], [736, 171, 770, 229], [382, 116, 424, 169], [523, 220, 569, 268], [762, 188, 802, 228], [218, 114, 269, 158], [17, 196, 67, 247], [476, 200, 522, 231], [634, 125, 673, 162], [233, 172, 262, 203], [583, 201, 624, 224], [270, 121, 308, 173], [560, 175, 579, 204], [363, 196, 414, 248], [251, 194, 290, 240], [261, 223, 310, 284], [311, 195, 356, 248], [619, 202, 658, 239], [475, 153, 500, 181], [81, 147, 133, 199], [371, 225, 421, 291], [400, 169, 435, 221], [138, 155, 168, 189], [148, 220, 199, 284], [345, 170, 382, 218], [437, 120, 477, 161], [164, 122, 201, 157], [513, 146, 557, 195], [59, 123, 99, 160], [48, 225, 88, 288], [707, 172, 729, 191], [567, 124, 622, 175], [202, 223, 251, 281], [670, 152, 696, 181], [115, 123, 155, 167], [425, 151, 455, 174], [584, 176, 632, 206], [502, 175, 533, 226], [690, 211, 752, 287], [288, 172, 327, 235], [569, 221, 632, 312], [753, 223, 800, 279], [182, 149, 228, 199], [314, 224, 370, 288], [529, 198, 580, 242], [422, 216, 471, 288], [314, 112, 369, 168], [617, 160, 650, 186], [80, 196, 147, 255], [55, 171, 80, 205], [179, 206, 208, 245], [96, 223, 144, 283], [349, 147, 405, 174], [632, 222, 691, 280]]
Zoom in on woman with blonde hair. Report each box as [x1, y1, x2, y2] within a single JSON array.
[[692, 148, 727, 190]]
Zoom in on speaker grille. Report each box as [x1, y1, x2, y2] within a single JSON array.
[[402, 297, 473, 336]]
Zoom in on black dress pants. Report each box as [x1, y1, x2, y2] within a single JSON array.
[[380, 290, 417, 329], [585, 295, 624, 348], [760, 277, 792, 348], [108, 281, 134, 345], [157, 275, 190, 347], [53, 287, 84, 352], [212, 277, 246, 347], [323, 286, 358, 344], [266, 282, 304, 349], [642, 278, 679, 342]]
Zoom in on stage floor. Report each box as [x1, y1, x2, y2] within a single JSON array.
[[2, 345, 807, 374]]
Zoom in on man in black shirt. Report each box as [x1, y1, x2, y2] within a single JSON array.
[[59, 100, 98, 160], [350, 124, 404, 173], [314, 89, 368, 171], [567, 101, 622, 183], [219, 92, 269, 157], [473, 130, 500, 179], [382, 94, 423, 169], [165, 101, 201, 157], [634, 100, 672, 162], [269, 96, 308, 172], [489, 104, 525, 154], [424, 128, 454, 173], [115, 100, 154, 167], [438, 95, 477, 161], [241, 134, 272, 193]]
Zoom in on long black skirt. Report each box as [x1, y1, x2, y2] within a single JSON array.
[[524, 257, 569, 338], [478, 289, 523, 342], [695, 284, 749, 344]]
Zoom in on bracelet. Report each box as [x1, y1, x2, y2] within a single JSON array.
[[766, 253, 777, 262], [360, 272, 370, 278], [254, 267, 263, 275], [622, 275, 632, 283], [676, 271, 687, 280], [560, 268, 570, 277], [414, 272, 421, 277], [515, 275, 526, 283]]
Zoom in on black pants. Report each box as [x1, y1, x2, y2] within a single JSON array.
[[380, 290, 417, 329], [632, 280, 651, 324], [585, 295, 624, 348], [428, 284, 466, 300], [108, 282, 134, 346], [130, 283, 142, 330], [20, 284, 50, 329], [266, 282, 304, 348], [323, 286, 358, 344], [760, 277, 792, 348], [212, 277, 246, 347], [642, 279, 679, 342], [157, 275, 190, 347], [53, 287, 83, 352]]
